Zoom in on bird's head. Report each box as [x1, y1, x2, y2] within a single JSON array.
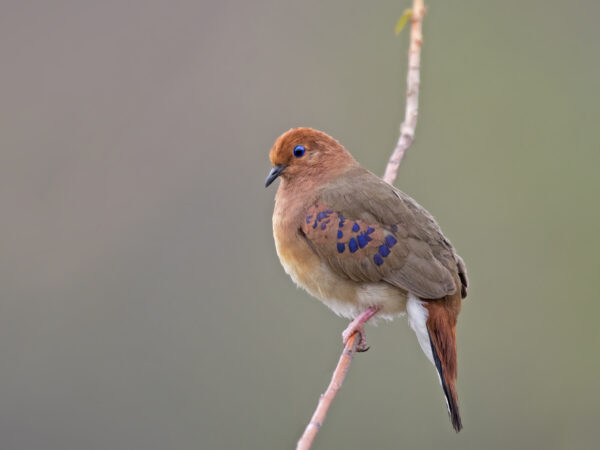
[[265, 127, 356, 187]]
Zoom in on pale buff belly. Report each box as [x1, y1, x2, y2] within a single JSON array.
[[274, 230, 408, 320]]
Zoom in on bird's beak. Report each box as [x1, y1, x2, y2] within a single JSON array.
[[265, 165, 287, 187]]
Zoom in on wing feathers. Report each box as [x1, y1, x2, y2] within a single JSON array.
[[301, 168, 466, 299]]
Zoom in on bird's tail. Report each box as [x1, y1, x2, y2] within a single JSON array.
[[425, 300, 462, 432]]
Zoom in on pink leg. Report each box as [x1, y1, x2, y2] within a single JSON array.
[[342, 306, 381, 352]]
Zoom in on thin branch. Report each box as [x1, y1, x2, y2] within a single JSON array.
[[296, 333, 358, 450], [383, 0, 425, 185], [295, 1, 426, 448]]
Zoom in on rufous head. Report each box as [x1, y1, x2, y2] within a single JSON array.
[[265, 127, 356, 187]]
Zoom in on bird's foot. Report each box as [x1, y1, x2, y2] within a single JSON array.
[[342, 306, 380, 352], [342, 321, 369, 351]]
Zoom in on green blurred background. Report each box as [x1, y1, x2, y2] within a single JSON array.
[[1, 1, 599, 449]]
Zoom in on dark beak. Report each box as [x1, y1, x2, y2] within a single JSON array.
[[265, 165, 287, 187]]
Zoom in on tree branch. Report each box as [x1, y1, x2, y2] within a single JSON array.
[[296, 333, 358, 450], [383, 0, 425, 185], [296, 1, 426, 448]]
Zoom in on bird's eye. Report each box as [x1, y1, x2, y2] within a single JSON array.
[[293, 145, 305, 158]]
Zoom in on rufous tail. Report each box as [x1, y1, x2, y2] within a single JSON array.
[[425, 301, 462, 432]]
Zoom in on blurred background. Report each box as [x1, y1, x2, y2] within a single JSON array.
[[1, 0, 599, 449]]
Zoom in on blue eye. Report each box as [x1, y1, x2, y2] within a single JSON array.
[[293, 145, 305, 158]]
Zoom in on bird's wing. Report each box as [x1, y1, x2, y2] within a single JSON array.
[[301, 168, 467, 299]]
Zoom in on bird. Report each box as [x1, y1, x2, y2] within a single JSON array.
[[265, 127, 468, 432]]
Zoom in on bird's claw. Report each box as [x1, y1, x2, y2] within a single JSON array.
[[355, 330, 370, 352], [342, 325, 369, 352], [342, 306, 379, 352]]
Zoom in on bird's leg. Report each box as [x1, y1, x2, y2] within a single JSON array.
[[342, 306, 381, 352]]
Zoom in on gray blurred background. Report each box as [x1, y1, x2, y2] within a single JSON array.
[[1, 1, 599, 449]]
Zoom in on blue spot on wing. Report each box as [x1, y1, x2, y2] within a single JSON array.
[[337, 243, 345, 253], [352, 222, 360, 232], [348, 238, 358, 253], [306, 215, 313, 224], [385, 235, 397, 248], [338, 214, 345, 228], [366, 227, 375, 234], [337, 230, 343, 239], [378, 245, 390, 257], [316, 211, 329, 221], [373, 254, 383, 266], [357, 234, 367, 248], [312, 209, 334, 229]]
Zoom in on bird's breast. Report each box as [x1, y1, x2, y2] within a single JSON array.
[[272, 214, 326, 296]]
